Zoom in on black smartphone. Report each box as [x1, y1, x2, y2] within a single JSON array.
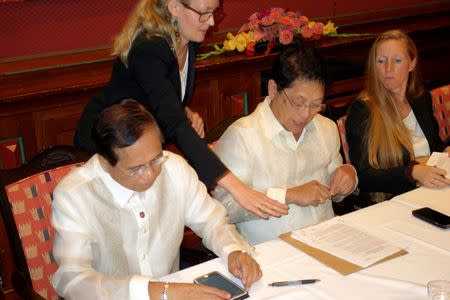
[[193, 271, 249, 300], [412, 207, 450, 229]]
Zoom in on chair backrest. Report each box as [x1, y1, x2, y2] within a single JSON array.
[[336, 116, 351, 164], [0, 146, 88, 300], [204, 115, 243, 147], [204, 92, 251, 149], [431, 85, 450, 142]]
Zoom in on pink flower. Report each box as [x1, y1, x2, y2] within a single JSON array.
[[279, 16, 293, 26], [253, 28, 266, 41], [261, 15, 275, 26], [239, 23, 249, 33], [309, 22, 324, 40], [200, 7, 339, 60], [259, 9, 270, 19], [287, 11, 298, 18], [270, 7, 285, 15], [299, 16, 309, 26], [300, 26, 314, 39], [270, 7, 285, 20], [311, 22, 324, 35], [248, 12, 259, 21], [279, 29, 294, 45], [246, 18, 260, 31]]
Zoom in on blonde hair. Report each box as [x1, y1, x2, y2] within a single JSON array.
[[362, 29, 423, 170], [113, 0, 189, 64]]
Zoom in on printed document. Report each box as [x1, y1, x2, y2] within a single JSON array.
[[292, 218, 403, 268], [427, 152, 450, 179]]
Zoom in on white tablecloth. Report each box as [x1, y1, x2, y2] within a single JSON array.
[[162, 187, 450, 299]]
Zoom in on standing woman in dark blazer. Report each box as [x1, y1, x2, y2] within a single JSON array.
[[75, 0, 288, 218], [346, 30, 450, 202]]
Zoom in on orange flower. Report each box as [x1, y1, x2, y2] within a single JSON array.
[[300, 26, 314, 39], [279, 16, 294, 26], [310, 22, 324, 40], [270, 7, 285, 20], [245, 41, 256, 56]]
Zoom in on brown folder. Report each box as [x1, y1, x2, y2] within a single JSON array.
[[279, 232, 408, 275]]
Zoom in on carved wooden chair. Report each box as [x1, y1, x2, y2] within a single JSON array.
[[0, 146, 88, 299], [431, 85, 450, 143], [336, 115, 351, 164]]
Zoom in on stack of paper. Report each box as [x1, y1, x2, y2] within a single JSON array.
[[427, 152, 450, 179], [288, 218, 406, 271]]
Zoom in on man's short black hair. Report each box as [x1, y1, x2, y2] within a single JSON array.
[[271, 43, 327, 90], [92, 99, 163, 166]]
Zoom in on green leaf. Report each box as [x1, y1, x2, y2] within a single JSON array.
[[196, 48, 226, 60]]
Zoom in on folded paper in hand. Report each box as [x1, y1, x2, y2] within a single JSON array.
[[427, 152, 450, 179]]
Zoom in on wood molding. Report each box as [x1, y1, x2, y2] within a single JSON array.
[[332, 0, 450, 26]]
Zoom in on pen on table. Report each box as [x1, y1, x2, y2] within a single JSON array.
[[268, 279, 320, 287]]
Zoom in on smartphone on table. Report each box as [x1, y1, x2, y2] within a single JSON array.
[[412, 207, 450, 229], [193, 271, 249, 300]]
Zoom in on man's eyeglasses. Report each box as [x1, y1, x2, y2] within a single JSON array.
[[119, 153, 168, 177], [180, 2, 223, 23], [282, 89, 326, 112]]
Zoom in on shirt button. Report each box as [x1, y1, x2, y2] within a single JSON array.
[[139, 212, 145, 218]]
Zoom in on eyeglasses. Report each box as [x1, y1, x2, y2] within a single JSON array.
[[180, 2, 223, 23], [119, 152, 168, 177], [282, 89, 326, 112]]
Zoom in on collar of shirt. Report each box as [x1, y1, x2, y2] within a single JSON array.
[[93, 155, 136, 208], [260, 96, 315, 147]]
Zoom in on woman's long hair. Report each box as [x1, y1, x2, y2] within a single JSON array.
[[362, 29, 423, 170], [113, 0, 188, 64]]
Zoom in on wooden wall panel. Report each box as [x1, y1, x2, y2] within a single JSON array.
[[33, 103, 86, 150], [335, 0, 436, 15]]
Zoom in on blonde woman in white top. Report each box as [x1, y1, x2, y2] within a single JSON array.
[[346, 30, 450, 202]]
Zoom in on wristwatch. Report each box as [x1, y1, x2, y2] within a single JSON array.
[[160, 282, 169, 300]]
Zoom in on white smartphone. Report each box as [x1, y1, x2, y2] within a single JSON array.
[[193, 271, 249, 300]]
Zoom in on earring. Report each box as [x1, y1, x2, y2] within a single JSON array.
[[172, 19, 181, 42]]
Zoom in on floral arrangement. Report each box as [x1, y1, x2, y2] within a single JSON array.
[[198, 7, 367, 60]]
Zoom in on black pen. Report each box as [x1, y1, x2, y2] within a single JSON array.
[[268, 279, 320, 286]]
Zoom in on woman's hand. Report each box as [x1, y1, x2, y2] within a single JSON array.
[[218, 172, 289, 219], [412, 164, 450, 188], [185, 106, 205, 138], [444, 146, 450, 155]]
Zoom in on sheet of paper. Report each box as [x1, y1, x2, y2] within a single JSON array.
[[427, 152, 450, 179], [384, 220, 450, 252], [292, 218, 402, 268]]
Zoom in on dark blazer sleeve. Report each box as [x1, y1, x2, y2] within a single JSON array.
[[345, 100, 416, 195], [128, 37, 227, 188], [410, 90, 446, 152]]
